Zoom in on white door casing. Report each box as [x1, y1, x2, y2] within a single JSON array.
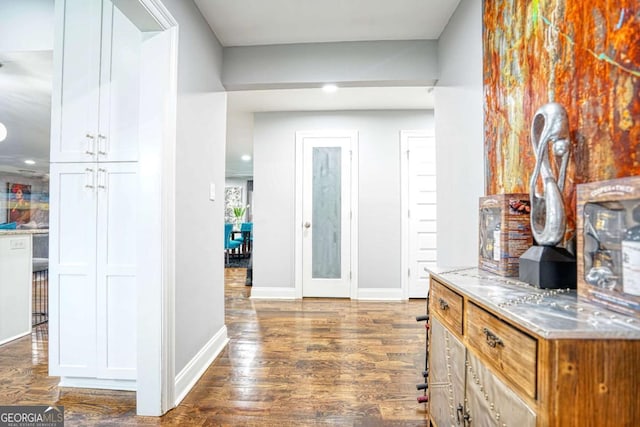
[[295, 130, 359, 298], [401, 130, 437, 299]]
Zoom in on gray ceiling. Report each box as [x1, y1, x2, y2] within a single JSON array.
[[0, 0, 461, 178], [194, 0, 461, 47], [0, 51, 52, 176]]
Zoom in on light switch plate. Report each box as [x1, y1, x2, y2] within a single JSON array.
[[10, 238, 26, 250], [209, 183, 216, 201]]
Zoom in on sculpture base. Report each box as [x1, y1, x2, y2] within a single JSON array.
[[519, 246, 577, 289]]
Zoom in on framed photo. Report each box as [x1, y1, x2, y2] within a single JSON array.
[[6, 183, 31, 225]]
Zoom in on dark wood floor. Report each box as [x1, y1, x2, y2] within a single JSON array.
[[0, 268, 429, 426]]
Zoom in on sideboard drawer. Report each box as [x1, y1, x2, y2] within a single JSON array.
[[430, 278, 463, 336], [465, 301, 538, 400]]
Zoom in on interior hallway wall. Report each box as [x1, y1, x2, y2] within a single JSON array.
[[253, 110, 433, 294], [434, 0, 484, 267], [162, 0, 227, 377]]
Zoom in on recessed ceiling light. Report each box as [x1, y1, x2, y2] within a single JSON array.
[[322, 84, 338, 93], [241, 154, 252, 161], [0, 122, 6, 142], [24, 159, 36, 165]]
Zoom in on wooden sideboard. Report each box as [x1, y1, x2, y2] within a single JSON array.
[[428, 267, 640, 427]]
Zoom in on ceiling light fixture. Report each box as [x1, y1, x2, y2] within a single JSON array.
[[0, 122, 6, 142], [322, 84, 338, 93], [24, 159, 36, 165], [241, 154, 252, 161]]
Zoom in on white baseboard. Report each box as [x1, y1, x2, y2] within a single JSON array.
[[357, 288, 404, 300], [0, 330, 30, 346], [250, 286, 297, 299], [59, 377, 137, 391], [174, 325, 229, 406]]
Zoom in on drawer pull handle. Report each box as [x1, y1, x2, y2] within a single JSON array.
[[438, 298, 449, 311], [483, 327, 504, 348]]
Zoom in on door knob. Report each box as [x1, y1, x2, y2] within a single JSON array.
[[304, 222, 311, 229]]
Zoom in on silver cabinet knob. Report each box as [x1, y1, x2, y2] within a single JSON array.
[[304, 222, 311, 229]]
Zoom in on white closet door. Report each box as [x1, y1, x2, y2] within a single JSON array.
[[96, 163, 138, 379], [407, 133, 437, 298], [50, 0, 102, 162], [98, 2, 142, 162], [49, 163, 99, 377]]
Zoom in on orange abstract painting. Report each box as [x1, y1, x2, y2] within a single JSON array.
[[484, 0, 640, 237]]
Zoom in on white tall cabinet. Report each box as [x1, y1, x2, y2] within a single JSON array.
[[49, 0, 141, 390]]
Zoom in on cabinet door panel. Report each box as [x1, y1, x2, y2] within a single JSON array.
[[96, 163, 137, 379], [51, 0, 102, 162], [57, 275, 97, 374], [98, 3, 142, 162], [465, 351, 536, 427], [104, 276, 137, 378], [429, 318, 466, 427], [49, 164, 98, 376]]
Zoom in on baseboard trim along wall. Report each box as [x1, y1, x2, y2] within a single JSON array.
[[58, 377, 137, 391], [251, 287, 404, 300], [0, 331, 31, 347], [356, 288, 404, 300], [250, 286, 297, 299], [174, 325, 229, 406]]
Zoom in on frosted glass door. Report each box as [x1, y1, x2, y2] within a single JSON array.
[[312, 147, 342, 279], [301, 133, 353, 297]]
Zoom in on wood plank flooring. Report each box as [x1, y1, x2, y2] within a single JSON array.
[[0, 268, 428, 426]]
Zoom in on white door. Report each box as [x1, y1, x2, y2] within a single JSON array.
[[51, 0, 142, 163], [98, 3, 142, 162], [49, 163, 99, 377], [298, 131, 355, 298], [50, 0, 102, 162], [96, 163, 138, 379], [401, 131, 437, 298]]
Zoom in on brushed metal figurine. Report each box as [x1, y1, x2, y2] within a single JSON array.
[[519, 102, 576, 288], [529, 102, 570, 246]]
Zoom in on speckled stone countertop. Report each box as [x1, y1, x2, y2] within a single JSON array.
[[428, 266, 640, 340], [0, 229, 49, 236]]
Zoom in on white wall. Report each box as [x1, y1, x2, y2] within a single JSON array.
[[0, 0, 54, 51], [434, 0, 484, 267], [161, 0, 227, 376], [253, 110, 434, 292], [223, 40, 438, 90]]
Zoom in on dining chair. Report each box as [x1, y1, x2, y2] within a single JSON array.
[[233, 222, 253, 256], [224, 223, 241, 265]]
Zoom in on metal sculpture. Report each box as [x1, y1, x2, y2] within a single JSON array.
[[519, 102, 576, 289], [529, 102, 570, 246]]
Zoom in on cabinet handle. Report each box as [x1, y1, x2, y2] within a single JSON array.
[[97, 168, 106, 189], [463, 410, 472, 426], [97, 134, 107, 155], [438, 298, 449, 311], [84, 168, 95, 189], [456, 404, 463, 425], [482, 327, 504, 348], [85, 133, 95, 155]]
